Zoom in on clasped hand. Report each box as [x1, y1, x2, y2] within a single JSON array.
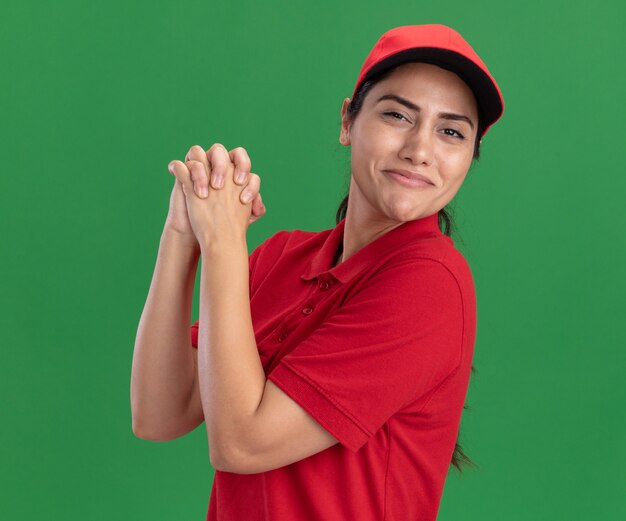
[[167, 143, 264, 249]]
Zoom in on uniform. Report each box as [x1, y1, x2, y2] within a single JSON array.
[[190, 211, 477, 520]]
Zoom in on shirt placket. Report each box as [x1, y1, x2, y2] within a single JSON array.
[[265, 274, 339, 374]]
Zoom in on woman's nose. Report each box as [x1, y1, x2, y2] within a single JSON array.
[[399, 125, 433, 166]]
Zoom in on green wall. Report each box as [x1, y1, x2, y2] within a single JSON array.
[[1, 0, 624, 519]]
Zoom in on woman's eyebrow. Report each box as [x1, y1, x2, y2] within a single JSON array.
[[375, 94, 475, 131]]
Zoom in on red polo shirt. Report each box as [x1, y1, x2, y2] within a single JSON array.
[[190, 212, 477, 521]]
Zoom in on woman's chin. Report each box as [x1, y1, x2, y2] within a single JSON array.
[[383, 200, 429, 222]]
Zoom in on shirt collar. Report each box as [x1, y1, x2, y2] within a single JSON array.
[[301, 212, 441, 283]]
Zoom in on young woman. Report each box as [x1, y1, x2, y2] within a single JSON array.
[[131, 23, 504, 521]]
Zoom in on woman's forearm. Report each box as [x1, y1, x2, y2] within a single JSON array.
[[197, 238, 267, 468], [130, 228, 203, 440]]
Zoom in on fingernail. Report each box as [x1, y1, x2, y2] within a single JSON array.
[[216, 176, 224, 188], [200, 187, 208, 197], [236, 171, 246, 183], [168, 163, 174, 173], [242, 191, 252, 203]]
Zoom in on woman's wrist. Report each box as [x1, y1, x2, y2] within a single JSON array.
[[160, 226, 202, 256]]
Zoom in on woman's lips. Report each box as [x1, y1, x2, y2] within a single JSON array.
[[384, 170, 433, 188]]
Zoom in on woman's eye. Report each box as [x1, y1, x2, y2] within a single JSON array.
[[383, 111, 409, 122], [442, 128, 465, 139]]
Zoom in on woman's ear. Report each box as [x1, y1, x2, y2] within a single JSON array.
[[339, 97, 352, 146]]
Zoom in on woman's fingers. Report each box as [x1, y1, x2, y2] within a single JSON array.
[[185, 145, 211, 198], [167, 160, 194, 195], [249, 192, 266, 223], [185, 160, 209, 197], [228, 147, 252, 186], [230, 149, 265, 219], [175, 144, 262, 218], [240, 173, 261, 205], [205, 144, 233, 190]]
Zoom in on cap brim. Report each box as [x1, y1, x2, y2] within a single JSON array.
[[362, 48, 503, 136]]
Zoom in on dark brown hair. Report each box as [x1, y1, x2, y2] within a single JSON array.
[[336, 63, 485, 473]]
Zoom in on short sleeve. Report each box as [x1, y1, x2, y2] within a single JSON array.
[[267, 257, 465, 452]]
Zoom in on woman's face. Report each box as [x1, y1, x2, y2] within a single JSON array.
[[340, 62, 479, 224]]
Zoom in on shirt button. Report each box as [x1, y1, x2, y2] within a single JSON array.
[[278, 332, 288, 342], [319, 281, 331, 291], [302, 306, 313, 315]]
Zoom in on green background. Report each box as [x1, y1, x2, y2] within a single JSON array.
[[2, 0, 624, 519]]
